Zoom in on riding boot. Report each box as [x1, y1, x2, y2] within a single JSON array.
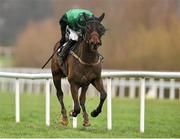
[[59, 41, 72, 65]]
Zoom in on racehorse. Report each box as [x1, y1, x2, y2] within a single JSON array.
[[51, 13, 106, 126]]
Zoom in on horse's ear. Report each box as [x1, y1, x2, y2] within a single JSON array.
[[82, 13, 89, 22], [98, 12, 105, 22]]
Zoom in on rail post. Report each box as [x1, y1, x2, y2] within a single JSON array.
[[107, 78, 112, 130], [45, 79, 50, 126], [70, 86, 77, 128], [15, 78, 20, 123], [72, 109, 77, 128], [140, 78, 145, 133]]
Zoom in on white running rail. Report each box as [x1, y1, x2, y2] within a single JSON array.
[[1, 71, 180, 133]]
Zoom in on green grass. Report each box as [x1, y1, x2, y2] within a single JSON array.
[[0, 92, 180, 138]]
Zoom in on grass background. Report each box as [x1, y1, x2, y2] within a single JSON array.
[[0, 92, 180, 138]]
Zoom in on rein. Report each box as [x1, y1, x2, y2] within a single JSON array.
[[70, 50, 103, 66]]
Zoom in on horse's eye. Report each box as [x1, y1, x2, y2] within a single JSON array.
[[99, 26, 105, 32], [98, 26, 105, 36]]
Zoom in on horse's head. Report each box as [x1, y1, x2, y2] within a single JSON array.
[[78, 13, 106, 52]]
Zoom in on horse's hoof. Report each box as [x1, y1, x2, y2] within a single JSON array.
[[83, 120, 91, 127], [60, 117, 68, 126], [69, 111, 78, 117], [91, 109, 100, 117]]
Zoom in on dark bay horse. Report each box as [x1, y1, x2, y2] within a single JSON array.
[[51, 13, 106, 126]]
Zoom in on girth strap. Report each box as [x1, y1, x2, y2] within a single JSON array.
[[70, 50, 103, 66]]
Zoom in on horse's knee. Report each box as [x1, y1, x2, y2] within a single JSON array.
[[56, 91, 64, 101], [100, 92, 107, 100], [57, 91, 63, 97], [79, 98, 85, 106]]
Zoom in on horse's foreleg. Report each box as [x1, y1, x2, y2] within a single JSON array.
[[91, 78, 107, 117], [53, 76, 68, 125], [70, 83, 81, 117], [80, 86, 90, 126]]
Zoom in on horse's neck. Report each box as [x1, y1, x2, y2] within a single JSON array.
[[76, 41, 98, 64]]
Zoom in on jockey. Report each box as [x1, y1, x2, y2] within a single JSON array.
[[59, 8, 94, 65]]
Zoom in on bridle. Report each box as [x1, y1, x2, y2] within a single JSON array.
[[83, 20, 102, 43], [69, 18, 105, 66]]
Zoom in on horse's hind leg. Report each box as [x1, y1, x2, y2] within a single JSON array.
[[91, 78, 107, 117], [52, 75, 68, 125], [80, 86, 90, 126]]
